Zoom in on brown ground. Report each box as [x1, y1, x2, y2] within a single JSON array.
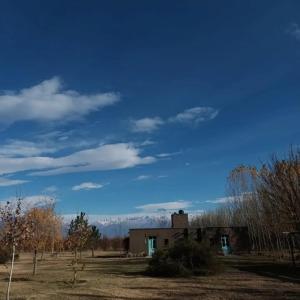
[[0, 251, 299, 300]]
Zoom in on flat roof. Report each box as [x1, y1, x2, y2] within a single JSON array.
[[129, 226, 248, 231], [129, 227, 186, 231]]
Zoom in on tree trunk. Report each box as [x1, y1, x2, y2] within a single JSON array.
[[40, 248, 45, 261], [6, 244, 15, 300], [91, 248, 94, 258], [51, 237, 55, 255], [74, 248, 78, 263], [33, 249, 38, 275]]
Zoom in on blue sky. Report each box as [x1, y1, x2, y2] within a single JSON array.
[[0, 0, 299, 218]]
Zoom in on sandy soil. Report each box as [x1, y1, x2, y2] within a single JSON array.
[[0, 251, 299, 299]]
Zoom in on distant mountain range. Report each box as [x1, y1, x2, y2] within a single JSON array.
[[62, 211, 201, 237], [62, 213, 171, 237]]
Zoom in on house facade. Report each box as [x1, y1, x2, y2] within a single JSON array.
[[129, 210, 250, 256]]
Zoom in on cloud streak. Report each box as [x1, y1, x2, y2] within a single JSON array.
[[131, 106, 218, 133], [169, 107, 219, 124], [206, 196, 235, 204], [0, 77, 120, 126], [135, 175, 152, 181], [0, 140, 57, 157], [0, 143, 155, 176], [0, 195, 56, 210], [287, 23, 300, 40], [136, 200, 192, 213], [72, 182, 104, 191], [0, 177, 29, 187], [130, 117, 164, 133]]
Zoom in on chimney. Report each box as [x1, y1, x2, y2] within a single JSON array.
[[171, 210, 189, 228]]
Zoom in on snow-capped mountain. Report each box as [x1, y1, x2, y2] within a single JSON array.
[[62, 211, 202, 237]]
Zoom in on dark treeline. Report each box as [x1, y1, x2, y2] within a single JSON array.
[[192, 147, 300, 257]]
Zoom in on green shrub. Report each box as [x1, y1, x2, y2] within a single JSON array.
[[146, 239, 222, 277]]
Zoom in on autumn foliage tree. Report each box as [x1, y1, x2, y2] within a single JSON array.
[[192, 147, 300, 258], [24, 205, 62, 275], [0, 199, 31, 300]]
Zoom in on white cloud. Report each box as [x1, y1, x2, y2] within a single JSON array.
[[135, 174, 168, 181], [206, 196, 235, 204], [206, 193, 253, 204], [131, 106, 218, 133], [0, 140, 57, 157], [0, 177, 28, 187], [0, 195, 56, 210], [287, 23, 300, 40], [156, 151, 181, 158], [169, 107, 219, 124], [140, 139, 156, 146], [135, 175, 152, 181], [0, 77, 120, 125], [12, 143, 154, 176], [72, 182, 104, 191], [136, 200, 192, 213], [130, 117, 164, 133], [43, 185, 58, 193]]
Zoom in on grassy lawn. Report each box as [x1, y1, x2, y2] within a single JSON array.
[[0, 251, 299, 299]]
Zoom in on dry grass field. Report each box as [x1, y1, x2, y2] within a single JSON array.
[[0, 251, 299, 300]]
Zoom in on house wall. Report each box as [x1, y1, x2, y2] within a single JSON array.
[[129, 228, 186, 255], [129, 226, 250, 255], [202, 226, 250, 253]]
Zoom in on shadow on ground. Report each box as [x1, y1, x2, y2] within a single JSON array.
[[223, 256, 300, 284]]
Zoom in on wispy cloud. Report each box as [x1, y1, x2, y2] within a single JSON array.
[[136, 200, 192, 213], [130, 117, 164, 133], [43, 185, 58, 193], [131, 106, 218, 133], [156, 151, 181, 158], [287, 23, 300, 40], [135, 174, 169, 181], [0, 77, 120, 126], [0, 143, 156, 176], [0, 177, 28, 187], [0, 195, 56, 210], [31, 143, 155, 176], [72, 182, 104, 191], [206, 196, 235, 204], [0, 139, 57, 157], [140, 139, 156, 146], [169, 107, 219, 124], [135, 175, 152, 181]]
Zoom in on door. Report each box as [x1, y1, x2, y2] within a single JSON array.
[[221, 234, 231, 255], [147, 236, 157, 256]]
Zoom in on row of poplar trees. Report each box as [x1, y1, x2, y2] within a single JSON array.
[[192, 147, 300, 257]]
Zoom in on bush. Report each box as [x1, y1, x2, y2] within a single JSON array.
[[0, 248, 11, 264], [0, 248, 19, 264], [146, 239, 222, 277]]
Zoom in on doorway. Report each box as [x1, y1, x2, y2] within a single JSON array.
[[147, 236, 157, 256], [221, 234, 231, 255]]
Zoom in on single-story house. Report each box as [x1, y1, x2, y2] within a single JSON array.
[[129, 210, 250, 256]]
